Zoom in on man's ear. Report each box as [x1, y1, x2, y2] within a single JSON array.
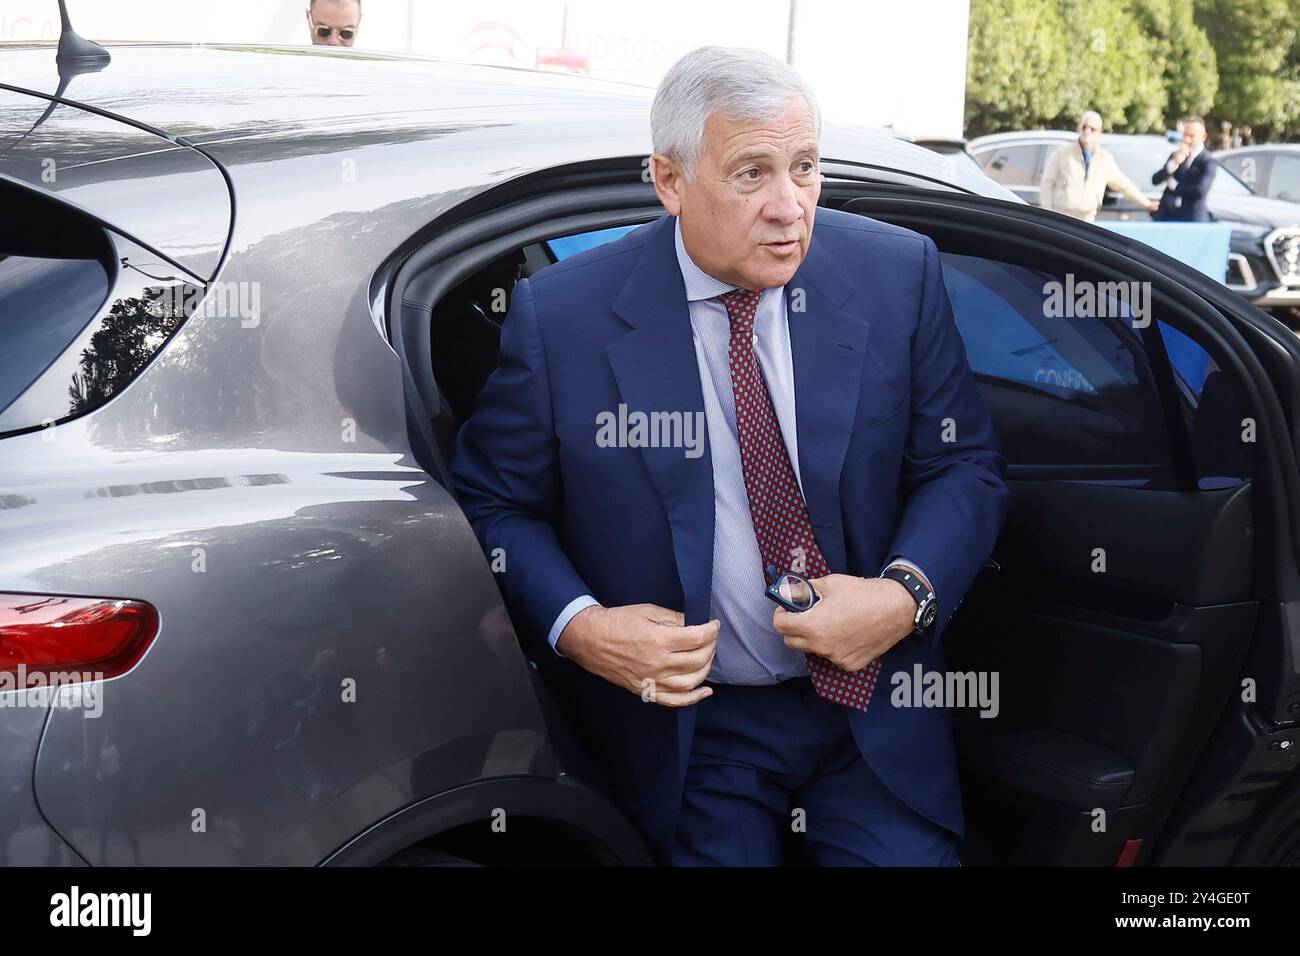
[[650, 154, 684, 216]]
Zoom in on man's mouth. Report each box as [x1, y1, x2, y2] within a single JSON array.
[[762, 239, 800, 255]]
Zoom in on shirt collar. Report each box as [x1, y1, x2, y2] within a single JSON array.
[[674, 216, 739, 302]]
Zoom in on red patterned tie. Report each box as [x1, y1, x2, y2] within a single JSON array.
[[719, 287, 882, 711]]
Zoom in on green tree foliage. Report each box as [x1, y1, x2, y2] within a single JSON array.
[[1055, 0, 1166, 132], [965, 0, 1299, 139], [1132, 0, 1217, 127], [1282, 34, 1300, 138], [1194, 0, 1300, 139], [965, 0, 1069, 136]]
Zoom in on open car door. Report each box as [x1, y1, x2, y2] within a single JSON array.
[[823, 186, 1300, 865]]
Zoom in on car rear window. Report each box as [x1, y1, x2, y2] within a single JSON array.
[[0, 178, 198, 434], [0, 253, 111, 414]]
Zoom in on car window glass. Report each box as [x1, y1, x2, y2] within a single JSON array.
[[0, 181, 201, 434], [939, 251, 1176, 483], [1158, 322, 1251, 486], [546, 225, 637, 261], [0, 254, 110, 416], [1159, 322, 1211, 396], [1218, 154, 1245, 181], [1267, 156, 1300, 202], [978, 145, 1043, 186]]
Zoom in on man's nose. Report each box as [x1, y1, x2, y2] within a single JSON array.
[[764, 175, 804, 223]]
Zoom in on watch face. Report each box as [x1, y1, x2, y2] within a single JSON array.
[[921, 602, 939, 628]]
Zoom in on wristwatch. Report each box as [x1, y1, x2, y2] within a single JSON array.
[[881, 566, 938, 639]]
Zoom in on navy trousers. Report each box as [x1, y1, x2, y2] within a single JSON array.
[[671, 676, 961, 866]]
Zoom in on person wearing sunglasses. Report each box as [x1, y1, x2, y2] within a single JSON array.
[[306, 0, 361, 48], [1041, 110, 1158, 222]]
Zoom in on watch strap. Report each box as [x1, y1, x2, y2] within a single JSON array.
[[881, 566, 937, 636]]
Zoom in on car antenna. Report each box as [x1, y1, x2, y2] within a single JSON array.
[[0, 2, 110, 159], [56, 0, 110, 66]]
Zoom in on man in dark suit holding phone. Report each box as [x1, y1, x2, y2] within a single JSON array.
[[451, 46, 1010, 866], [1152, 116, 1218, 222]]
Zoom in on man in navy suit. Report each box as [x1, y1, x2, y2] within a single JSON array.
[[1152, 116, 1218, 222], [451, 46, 1010, 865]]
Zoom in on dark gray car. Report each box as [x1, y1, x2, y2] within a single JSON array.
[[3, 43, 1300, 867]]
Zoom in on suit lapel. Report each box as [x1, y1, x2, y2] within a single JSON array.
[[786, 235, 867, 574], [607, 215, 715, 626], [604, 215, 868, 614]]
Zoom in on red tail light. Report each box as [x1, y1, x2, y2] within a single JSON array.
[[0, 592, 158, 682]]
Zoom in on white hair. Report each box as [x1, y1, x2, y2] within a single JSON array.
[[651, 46, 821, 182], [1080, 110, 1103, 128]]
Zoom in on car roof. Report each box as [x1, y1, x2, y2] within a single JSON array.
[[0, 42, 655, 139], [0, 42, 1011, 200], [968, 130, 1075, 148], [969, 130, 1180, 149], [1216, 144, 1300, 156]]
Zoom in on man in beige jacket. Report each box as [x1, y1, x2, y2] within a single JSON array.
[[1041, 111, 1158, 221]]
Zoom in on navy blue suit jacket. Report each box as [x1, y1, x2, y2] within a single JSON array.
[[1152, 149, 1217, 222], [450, 208, 1011, 862]]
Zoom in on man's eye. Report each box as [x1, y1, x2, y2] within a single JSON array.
[[740, 169, 761, 181], [797, 161, 817, 174]]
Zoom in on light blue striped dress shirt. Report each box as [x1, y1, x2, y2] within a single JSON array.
[[546, 218, 932, 684]]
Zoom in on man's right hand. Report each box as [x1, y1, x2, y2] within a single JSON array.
[[556, 604, 718, 707], [1172, 143, 1190, 164]]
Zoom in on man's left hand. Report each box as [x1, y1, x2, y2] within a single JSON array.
[[773, 574, 917, 672]]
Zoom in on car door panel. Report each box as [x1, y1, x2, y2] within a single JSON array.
[[998, 480, 1253, 605], [828, 189, 1300, 865]]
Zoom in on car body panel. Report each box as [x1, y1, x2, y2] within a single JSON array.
[[0, 88, 231, 281], [6, 432, 557, 863], [0, 43, 1014, 203], [0, 703, 85, 866]]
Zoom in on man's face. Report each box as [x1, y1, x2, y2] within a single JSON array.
[[1078, 116, 1100, 148], [1182, 121, 1207, 150], [652, 99, 820, 291], [307, 1, 360, 47]]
